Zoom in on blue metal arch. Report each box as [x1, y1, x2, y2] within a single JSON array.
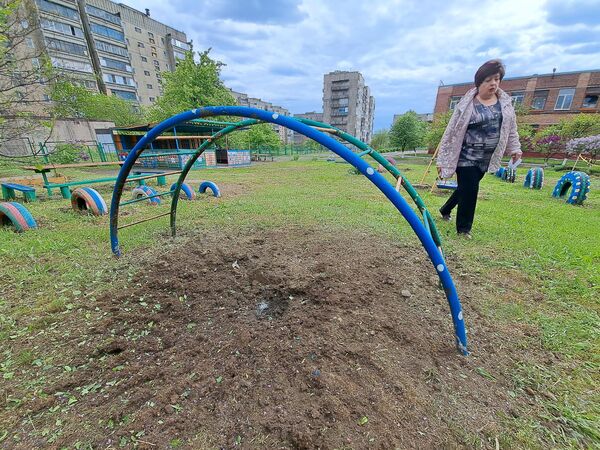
[[109, 106, 468, 355]]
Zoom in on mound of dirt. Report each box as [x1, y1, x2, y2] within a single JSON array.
[[10, 227, 535, 448]]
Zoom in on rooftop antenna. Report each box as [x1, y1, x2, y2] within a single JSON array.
[[439, 80, 444, 86], [552, 67, 556, 78]]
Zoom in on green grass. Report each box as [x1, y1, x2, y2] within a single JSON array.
[[0, 158, 599, 447]]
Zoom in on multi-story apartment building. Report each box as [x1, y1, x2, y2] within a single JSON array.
[[20, 0, 190, 106], [322, 71, 375, 143], [292, 111, 323, 144], [434, 69, 600, 128], [230, 89, 292, 144]]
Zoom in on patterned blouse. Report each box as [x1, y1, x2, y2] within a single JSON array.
[[457, 98, 503, 172]]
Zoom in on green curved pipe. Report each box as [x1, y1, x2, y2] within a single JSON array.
[[169, 117, 442, 252], [295, 118, 442, 250]]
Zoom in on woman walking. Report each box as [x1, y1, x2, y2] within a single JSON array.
[[437, 59, 522, 238]]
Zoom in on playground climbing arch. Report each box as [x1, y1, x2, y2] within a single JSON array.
[[109, 106, 468, 355]]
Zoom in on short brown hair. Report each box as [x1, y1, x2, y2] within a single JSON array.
[[474, 59, 505, 87]]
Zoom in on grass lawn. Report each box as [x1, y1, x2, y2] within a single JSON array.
[[0, 157, 598, 448]]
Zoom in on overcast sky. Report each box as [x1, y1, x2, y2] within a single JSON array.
[[120, 0, 600, 130]]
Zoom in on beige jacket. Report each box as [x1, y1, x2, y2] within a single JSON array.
[[436, 87, 522, 179]]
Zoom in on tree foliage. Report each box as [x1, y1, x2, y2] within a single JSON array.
[[559, 113, 600, 140], [424, 111, 452, 150], [370, 129, 389, 151], [228, 123, 281, 150], [390, 111, 427, 151], [50, 80, 144, 127], [146, 49, 236, 123]]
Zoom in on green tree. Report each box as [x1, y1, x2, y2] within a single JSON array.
[[50, 79, 143, 126], [390, 111, 426, 152], [559, 113, 600, 140], [146, 49, 236, 123], [424, 111, 452, 150], [370, 129, 389, 151], [228, 123, 281, 150]]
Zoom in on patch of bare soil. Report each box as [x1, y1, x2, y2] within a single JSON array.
[[4, 227, 540, 449]]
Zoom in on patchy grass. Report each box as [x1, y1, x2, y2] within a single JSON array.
[[0, 158, 598, 447]]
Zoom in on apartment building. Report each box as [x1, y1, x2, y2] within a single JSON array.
[[291, 111, 323, 144], [322, 71, 375, 143], [230, 90, 292, 144], [20, 0, 190, 106], [434, 69, 600, 128]]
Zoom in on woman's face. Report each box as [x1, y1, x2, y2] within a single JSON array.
[[479, 73, 501, 95]]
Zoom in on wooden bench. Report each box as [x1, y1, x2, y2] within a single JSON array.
[[253, 153, 274, 162], [1, 183, 37, 202]]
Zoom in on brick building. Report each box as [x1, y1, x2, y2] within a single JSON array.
[[433, 69, 600, 128]]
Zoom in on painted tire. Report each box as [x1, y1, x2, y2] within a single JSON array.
[[170, 182, 196, 200], [495, 167, 505, 178], [71, 187, 108, 216], [552, 171, 591, 205], [502, 167, 516, 183], [523, 167, 544, 189], [132, 185, 161, 205], [199, 181, 221, 198], [0, 202, 37, 232]]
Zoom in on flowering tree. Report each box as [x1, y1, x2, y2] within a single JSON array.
[[565, 134, 600, 163], [535, 134, 562, 162]]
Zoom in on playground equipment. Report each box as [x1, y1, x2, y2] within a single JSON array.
[[199, 181, 221, 198], [416, 144, 458, 191], [523, 167, 544, 189], [109, 107, 468, 356], [131, 185, 162, 205], [495, 167, 505, 178], [0, 202, 37, 232], [552, 171, 591, 205], [170, 182, 196, 200], [71, 187, 108, 216], [502, 167, 516, 183]]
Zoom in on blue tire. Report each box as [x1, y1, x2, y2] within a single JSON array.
[[552, 171, 591, 205], [199, 181, 221, 198], [132, 185, 161, 205], [495, 167, 505, 178], [0, 201, 37, 232], [71, 187, 108, 216], [170, 182, 196, 200], [523, 167, 544, 190]]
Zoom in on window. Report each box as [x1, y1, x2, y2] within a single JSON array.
[[582, 95, 598, 108], [555, 88, 575, 110], [174, 50, 186, 60], [35, 0, 78, 20], [41, 18, 84, 38], [138, 42, 145, 48], [161, 37, 164, 44], [26, 37, 34, 48], [531, 91, 548, 110], [511, 92, 524, 106], [338, 106, 348, 115], [153, 60, 160, 66], [94, 40, 128, 57], [86, 5, 121, 25], [146, 83, 153, 89], [112, 89, 137, 101], [45, 37, 88, 56], [149, 38, 155, 44], [151, 52, 157, 57], [141, 56, 147, 62], [148, 31, 154, 37], [149, 97, 155, 102], [51, 56, 93, 73], [135, 27, 141, 33], [90, 23, 125, 42], [103, 73, 135, 86], [449, 96, 462, 110], [338, 97, 349, 106], [144, 70, 150, 76], [83, 80, 97, 89], [100, 57, 132, 72], [171, 38, 191, 51], [31, 57, 40, 68]]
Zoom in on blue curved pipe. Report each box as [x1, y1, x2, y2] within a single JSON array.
[[109, 106, 468, 355]]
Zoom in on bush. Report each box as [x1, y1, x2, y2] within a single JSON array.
[[50, 144, 86, 164]]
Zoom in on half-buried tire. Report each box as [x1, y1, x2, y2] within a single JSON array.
[[495, 167, 505, 178], [199, 181, 221, 198], [170, 182, 196, 200], [502, 167, 516, 183], [132, 185, 161, 205], [0, 201, 37, 232], [552, 171, 591, 205], [71, 187, 108, 216], [523, 167, 544, 189]]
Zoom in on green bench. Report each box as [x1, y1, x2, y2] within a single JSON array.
[[46, 175, 150, 199], [1, 183, 37, 202]]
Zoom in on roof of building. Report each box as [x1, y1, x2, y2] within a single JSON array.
[[441, 68, 600, 88]]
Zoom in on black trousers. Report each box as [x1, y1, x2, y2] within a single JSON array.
[[440, 166, 486, 233]]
